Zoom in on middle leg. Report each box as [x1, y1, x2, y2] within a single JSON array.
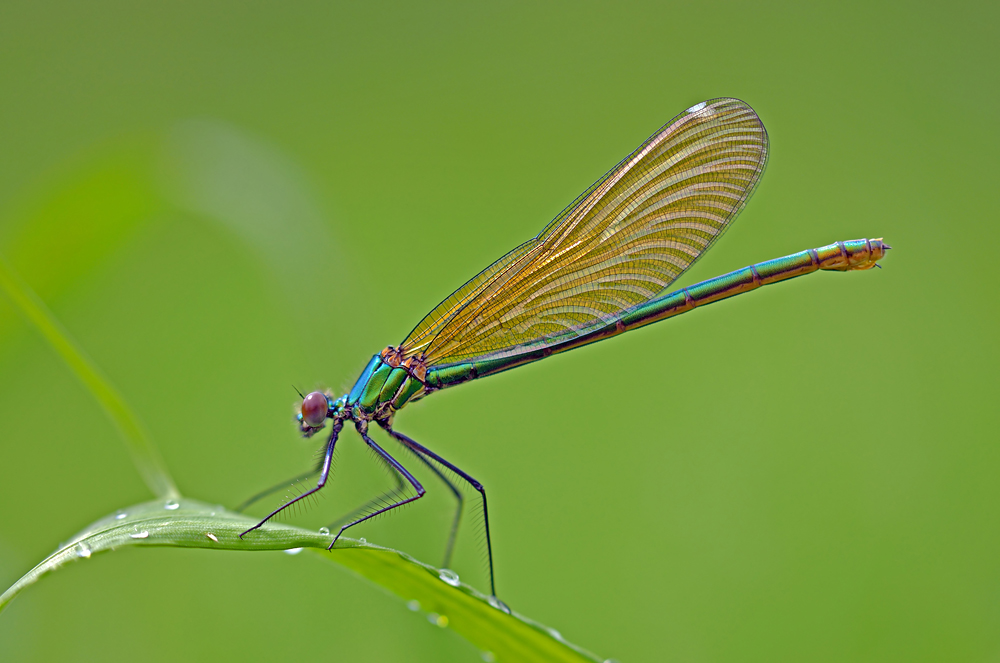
[[376, 419, 464, 569], [328, 421, 426, 550]]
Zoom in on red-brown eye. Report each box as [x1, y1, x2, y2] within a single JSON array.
[[301, 391, 329, 427]]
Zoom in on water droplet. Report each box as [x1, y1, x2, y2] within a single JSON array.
[[130, 530, 149, 539], [686, 101, 707, 113], [206, 533, 218, 542], [488, 596, 512, 614], [481, 652, 496, 663], [547, 628, 564, 641], [604, 659, 621, 663], [427, 613, 448, 628], [115, 511, 127, 520], [164, 500, 179, 510], [284, 547, 303, 555], [438, 568, 460, 587], [209, 512, 216, 517], [75, 543, 91, 559], [358, 537, 367, 544], [407, 600, 420, 612], [318, 527, 330, 536]]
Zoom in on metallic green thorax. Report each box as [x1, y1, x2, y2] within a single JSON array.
[[346, 238, 887, 418], [346, 357, 426, 417]]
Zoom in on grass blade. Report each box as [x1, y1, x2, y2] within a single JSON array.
[[0, 498, 603, 663], [0, 254, 179, 499]]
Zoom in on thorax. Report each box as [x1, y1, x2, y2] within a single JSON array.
[[345, 347, 429, 420]]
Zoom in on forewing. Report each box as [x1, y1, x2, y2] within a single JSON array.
[[399, 240, 537, 356], [403, 97, 768, 366]]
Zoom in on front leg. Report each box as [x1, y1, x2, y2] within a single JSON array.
[[240, 418, 343, 538], [235, 468, 321, 513]]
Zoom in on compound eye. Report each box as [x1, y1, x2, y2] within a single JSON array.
[[301, 391, 329, 427]]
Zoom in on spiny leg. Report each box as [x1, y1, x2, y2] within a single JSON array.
[[329, 422, 425, 550], [376, 419, 464, 570], [235, 468, 320, 513], [325, 445, 407, 531], [379, 423, 498, 599], [240, 419, 343, 538], [236, 435, 339, 512], [326, 426, 463, 560]]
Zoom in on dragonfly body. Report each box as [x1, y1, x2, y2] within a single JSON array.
[[341, 237, 888, 415], [239, 97, 890, 602]]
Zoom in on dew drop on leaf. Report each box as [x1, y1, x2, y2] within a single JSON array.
[[438, 568, 460, 587], [488, 596, 511, 614]]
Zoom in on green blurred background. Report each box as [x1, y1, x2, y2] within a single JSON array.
[[0, 1, 996, 661]]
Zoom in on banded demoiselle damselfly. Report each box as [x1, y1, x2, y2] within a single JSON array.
[[239, 97, 889, 602]]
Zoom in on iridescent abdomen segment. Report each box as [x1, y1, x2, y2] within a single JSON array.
[[424, 239, 888, 390], [623, 238, 887, 331]]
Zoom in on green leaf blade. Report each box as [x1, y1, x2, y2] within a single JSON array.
[[1, 499, 603, 663]]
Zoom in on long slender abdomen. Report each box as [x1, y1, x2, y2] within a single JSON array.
[[424, 238, 888, 390], [620, 238, 888, 332]]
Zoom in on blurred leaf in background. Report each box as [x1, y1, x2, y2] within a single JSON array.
[[159, 118, 345, 343]]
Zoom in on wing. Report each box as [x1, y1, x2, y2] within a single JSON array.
[[401, 97, 768, 367]]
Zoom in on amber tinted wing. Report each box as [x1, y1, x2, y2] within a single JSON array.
[[402, 97, 769, 366]]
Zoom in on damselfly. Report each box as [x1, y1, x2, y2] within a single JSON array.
[[238, 97, 889, 602]]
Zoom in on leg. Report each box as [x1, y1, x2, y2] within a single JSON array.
[[325, 450, 407, 530], [234, 468, 320, 513], [379, 423, 498, 599], [329, 423, 425, 550], [240, 418, 343, 538], [376, 420, 464, 569]]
